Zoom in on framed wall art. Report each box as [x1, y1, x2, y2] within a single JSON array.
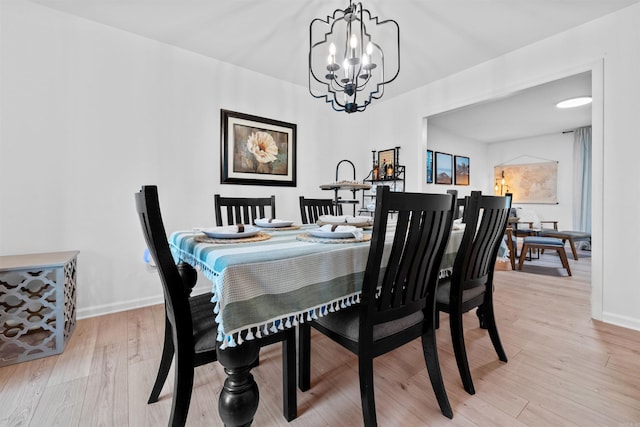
[[377, 148, 396, 175], [454, 155, 470, 185], [426, 150, 433, 183], [493, 162, 558, 203], [435, 152, 453, 184], [221, 109, 297, 186]]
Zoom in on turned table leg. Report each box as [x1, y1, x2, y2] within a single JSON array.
[[217, 340, 260, 427]]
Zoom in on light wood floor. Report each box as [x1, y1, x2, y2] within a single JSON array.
[[2, 249, 640, 426]]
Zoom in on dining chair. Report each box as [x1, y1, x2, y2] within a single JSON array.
[[299, 186, 457, 425], [435, 191, 511, 395], [136, 186, 296, 426], [298, 196, 342, 224], [214, 194, 276, 226]]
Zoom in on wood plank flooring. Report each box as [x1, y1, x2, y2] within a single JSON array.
[[2, 248, 640, 426]]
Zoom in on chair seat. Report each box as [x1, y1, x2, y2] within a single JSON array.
[[189, 292, 219, 354], [523, 236, 565, 247], [313, 305, 424, 342]]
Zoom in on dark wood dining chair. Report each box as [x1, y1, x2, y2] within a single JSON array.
[[298, 196, 342, 224], [136, 186, 296, 426], [214, 194, 276, 226], [435, 191, 511, 395], [299, 186, 457, 425]]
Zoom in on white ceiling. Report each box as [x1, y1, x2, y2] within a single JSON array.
[[26, 0, 631, 141], [26, 0, 640, 98]]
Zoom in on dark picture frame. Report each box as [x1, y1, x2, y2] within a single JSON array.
[[221, 109, 297, 186], [377, 148, 396, 178], [426, 149, 433, 183], [454, 155, 470, 185], [435, 152, 453, 185]]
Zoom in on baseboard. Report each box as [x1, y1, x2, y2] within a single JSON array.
[[76, 283, 212, 320], [601, 312, 640, 332]]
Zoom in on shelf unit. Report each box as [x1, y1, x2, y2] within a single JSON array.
[[359, 148, 405, 216]]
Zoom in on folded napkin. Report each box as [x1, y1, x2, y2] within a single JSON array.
[[257, 217, 289, 224], [318, 215, 373, 225], [452, 218, 466, 231], [318, 224, 364, 240]]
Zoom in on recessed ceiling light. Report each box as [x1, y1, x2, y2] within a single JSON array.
[[556, 96, 592, 108]]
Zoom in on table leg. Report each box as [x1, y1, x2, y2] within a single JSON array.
[[217, 340, 260, 426]]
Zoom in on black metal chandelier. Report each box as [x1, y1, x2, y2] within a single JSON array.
[[308, 1, 400, 113]]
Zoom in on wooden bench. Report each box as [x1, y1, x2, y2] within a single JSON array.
[[518, 236, 571, 276], [537, 229, 591, 260]]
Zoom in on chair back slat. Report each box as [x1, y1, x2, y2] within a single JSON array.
[[214, 194, 276, 226], [362, 187, 455, 325]]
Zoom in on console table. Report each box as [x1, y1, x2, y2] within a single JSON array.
[[0, 251, 79, 366]]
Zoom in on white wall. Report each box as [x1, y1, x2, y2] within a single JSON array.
[[487, 132, 575, 228], [427, 124, 575, 227], [366, 3, 640, 330], [424, 122, 490, 197], [0, 0, 366, 317]]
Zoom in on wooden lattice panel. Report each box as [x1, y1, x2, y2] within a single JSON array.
[[0, 251, 78, 366]]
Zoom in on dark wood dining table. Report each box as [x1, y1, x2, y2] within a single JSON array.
[[169, 223, 464, 426]]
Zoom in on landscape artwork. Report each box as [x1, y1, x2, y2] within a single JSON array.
[[493, 162, 558, 203], [435, 152, 453, 184], [454, 156, 470, 185]]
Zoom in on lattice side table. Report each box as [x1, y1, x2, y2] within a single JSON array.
[[0, 251, 79, 366]]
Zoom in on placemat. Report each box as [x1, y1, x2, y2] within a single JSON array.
[[256, 225, 301, 231], [195, 232, 271, 244], [296, 232, 371, 244]]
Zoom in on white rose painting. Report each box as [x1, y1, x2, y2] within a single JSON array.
[[221, 110, 296, 186], [233, 125, 288, 175]]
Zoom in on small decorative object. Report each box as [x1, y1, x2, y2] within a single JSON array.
[[386, 163, 394, 179], [220, 109, 296, 187], [426, 150, 434, 183], [373, 163, 379, 180], [308, 0, 400, 113], [435, 152, 453, 185], [454, 156, 470, 185]]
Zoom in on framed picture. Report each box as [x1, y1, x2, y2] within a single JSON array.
[[221, 109, 296, 186], [377, 148, 396, 179], [435, 152, 453, 184], [426, 150, 433, 183], [454, 155, 470, 185]]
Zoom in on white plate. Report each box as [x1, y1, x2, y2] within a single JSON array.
[[202, 225, 260, 239], [255, 218, 294, 228], [308, 229, 357, 239]]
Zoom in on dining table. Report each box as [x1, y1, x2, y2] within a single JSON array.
[[169, 222, 465, 426]]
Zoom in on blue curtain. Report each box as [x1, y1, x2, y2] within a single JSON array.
[[573, 126, 591, 249]]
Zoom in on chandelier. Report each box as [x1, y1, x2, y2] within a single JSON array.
[[308, 1, 400, 113]]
